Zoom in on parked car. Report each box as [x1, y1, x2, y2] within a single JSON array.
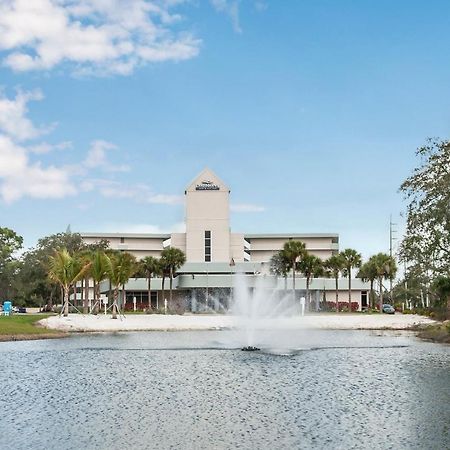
[[382, 304, 395, 314], [12, 306, 27, 313]]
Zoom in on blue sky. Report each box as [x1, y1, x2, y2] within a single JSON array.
[[0, 0, 449, 259]]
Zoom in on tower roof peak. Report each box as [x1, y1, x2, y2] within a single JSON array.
[[186, 168, 229, 193]]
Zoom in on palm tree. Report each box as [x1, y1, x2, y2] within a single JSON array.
[[372, 253, 397, 311], [106, 251, 137, 319], [270, 250, 291, 291], [358, 257, 378, 309], [160, 247, 186, 308], [339, 248, 362, 312], [298, 254, 323, 311], [76, 249, 93, 314], [140, 256, 161, 310], [325, 254, 344, 312], [282, 240, 307, 301], [48, 249, 91, 317], [90, 250, 110, 314]]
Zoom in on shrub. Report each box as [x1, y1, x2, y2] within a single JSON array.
[[323, 301, 359, 312]]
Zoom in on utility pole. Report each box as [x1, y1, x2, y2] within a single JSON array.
[[389, 215, 397, 303]]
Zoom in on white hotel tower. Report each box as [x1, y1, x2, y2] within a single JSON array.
[[81, 169, 369, 311]]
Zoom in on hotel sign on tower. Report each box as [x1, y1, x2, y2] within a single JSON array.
[[195, 180, 220, 191]]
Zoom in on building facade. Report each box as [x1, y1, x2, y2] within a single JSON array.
[[81, 169, 369, 311]]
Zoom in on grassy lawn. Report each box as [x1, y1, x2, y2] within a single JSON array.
[[0, 314, 62, 339]]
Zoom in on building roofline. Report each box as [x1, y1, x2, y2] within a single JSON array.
[[80, 232, 170, 239], [244, 233, 339, 239]]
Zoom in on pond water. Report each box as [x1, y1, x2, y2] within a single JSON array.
[[1, 330, 449, 450]]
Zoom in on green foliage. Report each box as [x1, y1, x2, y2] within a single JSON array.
[[339, 248, 362, 308], [270, 250, 290, 277], [340, 248, 362, 275], [106, 251, 137, 288], [48, 249, 90, 290], [325, 254, 344, 279], [282, 240, 306, 269], [298, 254, 324, 279], [0, 227, 23, 302], [400, 139, 450, 275], [0, 227, 23, 267], [160, 247, 186, 305]]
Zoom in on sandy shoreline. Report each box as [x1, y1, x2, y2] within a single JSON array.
[[39, 313, 436, 333]]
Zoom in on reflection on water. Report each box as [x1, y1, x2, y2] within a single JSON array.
[[0, 330, 449, 450]]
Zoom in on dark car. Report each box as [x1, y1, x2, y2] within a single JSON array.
[[12, 306, 27, 313], [382, 304, 395, 314]]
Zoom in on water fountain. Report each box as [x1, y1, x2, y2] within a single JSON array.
[[229, 273, 301, 352]]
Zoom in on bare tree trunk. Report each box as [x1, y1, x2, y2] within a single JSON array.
[[49, 287, 54, 310], [162, 276, 166, 308], [379, 277, 383, 312], [63, 287, 69, 317], [112, 287, 118, 319], [80, 278, 84, 312], [84, 277, 89, 314], [370, 280, 375, 309], [148, 274, 152, 310], [306, 277, 310, 311], [292, 262, 296, 302], [335, 276, 339, 312], [169, 267, 173, 307], [92, 281, 98, 314], [348, 267, 352, 312]]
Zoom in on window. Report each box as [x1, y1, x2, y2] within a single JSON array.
[[205, 230, 211, 262], [120, 237, 125, 243]]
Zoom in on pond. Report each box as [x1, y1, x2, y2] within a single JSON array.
[[1, 330, 449, 450]]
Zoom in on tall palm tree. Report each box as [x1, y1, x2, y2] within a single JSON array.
[[140, 256, 161, 310], [48, 249, 91, 317], [77, 249, 93, 314], [90, 250, 110, 314], [325, 254, 344, 312], [298, 254, 324, 311], [270, 249, 291, 291], [106, 251, 137, 319], [160, 247, 186, 308], [358, 257, 378, 309], [340, 248, 362, 312], [372, 253, 397, 311], [282, 240, 307, 301]]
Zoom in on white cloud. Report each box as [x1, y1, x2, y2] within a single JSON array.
[[231, 203, 265, 212], [86, 179, 183, 204], [0, 88, 52, 141], [84, 139, 129, 172], [0, 0, 201, 75], [0, 87, 182, 205], [28, 140, 72, 154], [210, 0, 241, 33], [0, 134, 76, 203]]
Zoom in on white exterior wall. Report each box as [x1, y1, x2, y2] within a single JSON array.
[[248, 236, 338, 263], [185, 169, 231, 262], [230, 233, 245, 262], [171, 233, 187, 254], [82, 234, 166, 260]]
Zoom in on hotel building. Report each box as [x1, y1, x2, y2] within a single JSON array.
[[81, 169, 369, 311]]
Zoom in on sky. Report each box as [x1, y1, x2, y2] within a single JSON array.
[[0, 0, 449, 260]]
